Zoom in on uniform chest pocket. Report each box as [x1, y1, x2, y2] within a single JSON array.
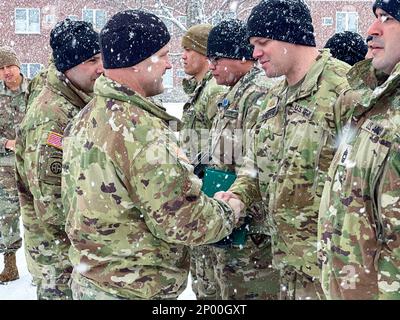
[[336, 122, 391, 197], [281, 104, 335, 200], [0, 97, 13, 125]]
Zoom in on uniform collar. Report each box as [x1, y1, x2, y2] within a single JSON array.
[[276, 49, 332, 104], [46, 63, 92, 108], [94, 75, 182, 131]]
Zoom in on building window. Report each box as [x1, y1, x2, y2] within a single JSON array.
[[176, 69, 186, 78], [163, 68, 174, 89], [21, 63, 42, 79], [44, 14, 56, 26], [82, 9, 107, 30], [67, 15, 79, 21], [15, 8, 40, 34], [322, 17, 333, 26], [336, 12, 358, 32]]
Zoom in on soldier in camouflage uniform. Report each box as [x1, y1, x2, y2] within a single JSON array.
[[318, 0, 400, 299], [25, 58, 52, 107], [217, 0, 351, 299], [15, 19, 103, 299], [179, 24, 229, 300], [180, 24, 228, 162], [202, 19, 279, 300], [61, 10, 243, 300], [0, 46, 27, 283]]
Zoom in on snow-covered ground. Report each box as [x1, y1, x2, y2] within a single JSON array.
[[0, 102, 196, 300], [0, 242, 36, 300]]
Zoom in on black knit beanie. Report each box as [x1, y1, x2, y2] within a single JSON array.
[[324, 31, 367, 66], [100, 10, 171, 69], [207, 19, 255, 61], [373, 0, 400, 22], [50, 19, 100, 73], [247, 0, 316, 47]]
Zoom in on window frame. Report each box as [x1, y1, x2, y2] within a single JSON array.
[[21, 63, 43, 79], [82, 8, 107, 30], [67, 15, 79, 21], [15, 8, 41, 34], [322, 17, 333, 26], [336, 11, 359, 33]]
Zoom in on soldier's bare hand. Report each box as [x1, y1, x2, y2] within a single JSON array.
[[214, 191, 239, 202], [5, 139, 16, 151], [227, 198, 246, 223]]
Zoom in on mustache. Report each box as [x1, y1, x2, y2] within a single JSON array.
[[368, 36, 384, 47]]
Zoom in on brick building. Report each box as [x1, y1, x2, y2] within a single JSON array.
[[0, 0, 375, 102]]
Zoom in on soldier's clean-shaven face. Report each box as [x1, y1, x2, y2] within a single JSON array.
[[250, 36, 295, 79], [136, 45, 172, 97], [208, 57, 241, 86], [181, 48, 208, 77], [368, 8, 400, 74], [0, 65, 22, 88], [64, 53, 103, 93]]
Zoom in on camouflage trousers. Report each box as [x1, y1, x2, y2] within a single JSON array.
[[190, 245, 221, 300], [0, 168, 22, 254], [71, 273, 179, 300], [279, 267, 325, 300], [35, 269, 73, 300], [23, 232, 72, 300], [212, 235, 280, 300], [71, 274, 127, 300]]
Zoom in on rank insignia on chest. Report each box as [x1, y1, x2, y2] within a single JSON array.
[[339, 145, 352, 166], [46, 131, 63, 150]]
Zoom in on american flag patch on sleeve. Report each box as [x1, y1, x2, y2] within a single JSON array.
[[46, 131, 63, 150]]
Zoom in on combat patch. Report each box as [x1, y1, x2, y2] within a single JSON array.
[[39, 145, 63, 185]]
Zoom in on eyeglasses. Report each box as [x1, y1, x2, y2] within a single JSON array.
[[208, 57, 221, 66]]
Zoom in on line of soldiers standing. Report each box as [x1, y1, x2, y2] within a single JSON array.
[[0, 0, 399, 300]]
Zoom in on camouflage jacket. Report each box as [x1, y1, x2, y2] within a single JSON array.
[[15, 63, 91, 265], [318, 61, 400, 300], [209, 66, 272, 236], [181, 71, 228, 161], [62, 75, 236, 299], [210, 66, 271, 173], [0, 76, 28, 165], [26, 66, 49, 107], [230, 50, 351, 279], [333, 59, 388, 133]]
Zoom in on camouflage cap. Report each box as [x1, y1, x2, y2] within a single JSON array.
[[0, 46, 21, 69], [181, 24, 212, 56]]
